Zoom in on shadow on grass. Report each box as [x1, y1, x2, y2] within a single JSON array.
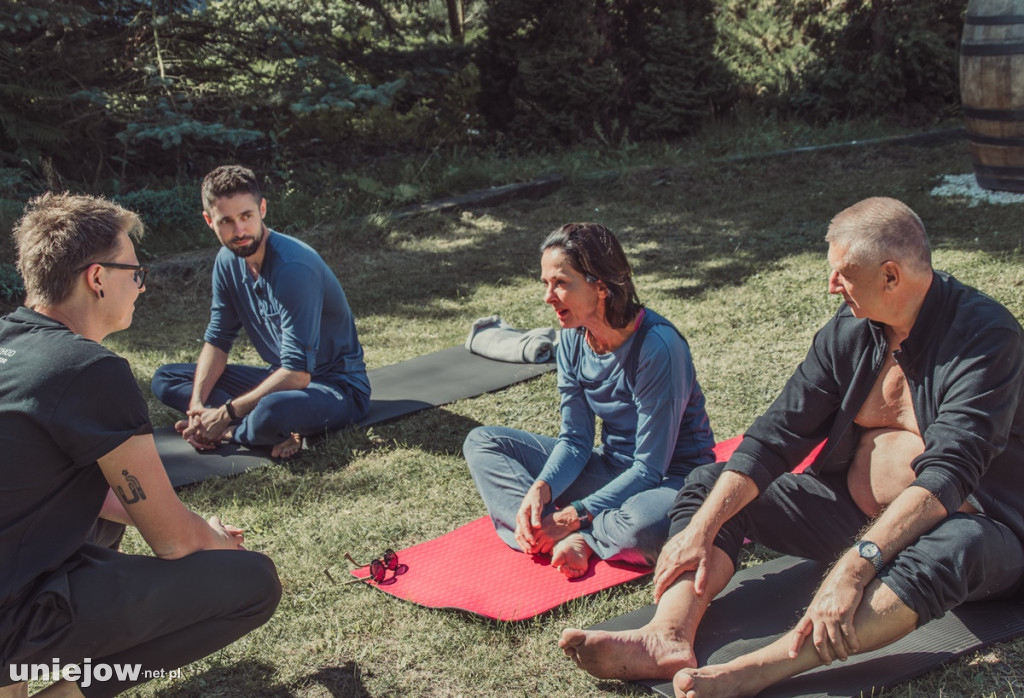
[[299, 663, 373, 697], [365, 408, 483, 458]]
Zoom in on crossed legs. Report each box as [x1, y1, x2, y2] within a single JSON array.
[[153, 363, 364, 458], [560, 545, 735, 679], [561, 429, 983, 691], [672, 578, 917, 697], [464, 426, 689, 578]]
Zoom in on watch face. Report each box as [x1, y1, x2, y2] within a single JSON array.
[[859, 541, 880, 558]]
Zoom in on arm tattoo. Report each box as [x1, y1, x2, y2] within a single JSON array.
[[115, 469, 147, 505]]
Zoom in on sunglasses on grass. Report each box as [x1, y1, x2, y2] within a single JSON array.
[[343, 549, 399, 584]]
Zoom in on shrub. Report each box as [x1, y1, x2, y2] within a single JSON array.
[[791, 0, 963, 122], [478, 0, 963, 144], [477, 0, 726, 145], [0, 263, 24, 303], [113, 186, 206, 257]]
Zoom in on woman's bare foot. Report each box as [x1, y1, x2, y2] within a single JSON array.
[[558, 624, 697, 680], [271, 432, 303, 459], [551, 533, 592, 578]]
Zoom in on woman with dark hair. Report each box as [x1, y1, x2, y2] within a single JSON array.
[[464, 223, 715, 577]]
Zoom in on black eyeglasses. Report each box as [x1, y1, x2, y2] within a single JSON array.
[[77, 262, 148, 289], [343, 549, 399, 584]]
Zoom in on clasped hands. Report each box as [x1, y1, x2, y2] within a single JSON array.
[[180, 405, 233, 450], [513, 482, 584, 554]]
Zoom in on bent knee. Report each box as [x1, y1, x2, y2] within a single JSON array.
[[463, 425, 501, 461], [234, 552, 283, 621], [883, 515, 1024, 623]]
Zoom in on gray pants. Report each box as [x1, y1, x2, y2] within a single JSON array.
[[464, 425, 689, 566], [0, 540, 281, 697], [669, 463, 1024, 624]]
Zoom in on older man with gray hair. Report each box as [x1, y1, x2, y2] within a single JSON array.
[[559, 197, 1024, 697]]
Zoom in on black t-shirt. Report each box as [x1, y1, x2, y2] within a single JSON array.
[[0, 307, 151, 607]]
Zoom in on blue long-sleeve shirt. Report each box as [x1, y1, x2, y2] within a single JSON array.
[[538, 310, 715, 515], [203, 230, 369, 397]]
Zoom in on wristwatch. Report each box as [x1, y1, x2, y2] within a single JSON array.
[[223, 398, 238, 421], [856, 540, 884, 574], [571, 500, 591, 529]]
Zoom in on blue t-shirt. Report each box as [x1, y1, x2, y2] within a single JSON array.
[[203, 230, 369, 397], [537, 310, 715, 515]]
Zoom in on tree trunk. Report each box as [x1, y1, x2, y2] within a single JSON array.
[[446, 0, 464, 43]]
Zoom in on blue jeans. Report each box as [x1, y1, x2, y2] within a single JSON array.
[[463, 425, 690, 566], [151, 363, 369, 446]]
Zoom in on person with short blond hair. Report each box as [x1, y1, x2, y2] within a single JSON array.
[[0, 193, 280, 698]]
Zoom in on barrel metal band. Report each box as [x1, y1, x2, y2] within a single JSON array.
[[961, 42, 1024, 56], [974, 164, 1024, 177], [964, 13, 1024, 26], [962, 106, 1024, 121], [968, 133, 1024, 147]]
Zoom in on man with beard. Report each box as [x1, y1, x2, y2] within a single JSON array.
[[152, 165, 369, 459]]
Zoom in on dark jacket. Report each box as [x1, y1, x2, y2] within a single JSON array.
[[726, 272, 1024, 541]]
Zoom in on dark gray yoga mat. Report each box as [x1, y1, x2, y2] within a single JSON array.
[[589, 555, 1024, 698], [157, 346, 555, 487], [156, 425, 270, 487], [357, 346, 554, 427]]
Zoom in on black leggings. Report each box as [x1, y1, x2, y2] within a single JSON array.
[[1, 544, 281, 697], [669, 463, 1024, 624]]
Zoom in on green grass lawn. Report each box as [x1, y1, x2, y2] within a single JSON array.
[[32, 134, 1024, 696]]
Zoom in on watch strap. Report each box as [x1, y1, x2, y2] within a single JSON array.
[[571, 500, 591, 529], [856, 540, 884, 574], [224, 398, 238, 421]]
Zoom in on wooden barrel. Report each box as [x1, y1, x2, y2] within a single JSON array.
[[960, 0, 1024, 192]]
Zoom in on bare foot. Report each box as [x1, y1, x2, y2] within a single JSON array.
[[551, 533, 592, 578], [174, 418, 189, 434], [558, 624, 697, 680], [271, 433, 303, 459], [674, 662, 765, 698]]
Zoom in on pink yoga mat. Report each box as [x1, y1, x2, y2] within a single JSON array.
[[348, 516, 650, 620], [350, 436, 822, 620]]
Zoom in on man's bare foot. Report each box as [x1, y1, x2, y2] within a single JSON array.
[[551, 533, 592, 578], [558, 625, 697, 680], [271, 432, 303, 459], [673, 662, 765, 698]]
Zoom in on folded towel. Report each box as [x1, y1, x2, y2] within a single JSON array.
[[466, 316, 558, 363]]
